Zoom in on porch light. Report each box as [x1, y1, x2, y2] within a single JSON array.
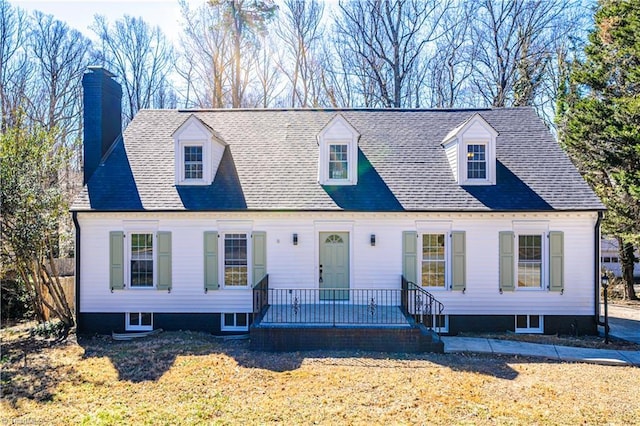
[[370, 234, 376, 246], [293, 233, 298, 245]]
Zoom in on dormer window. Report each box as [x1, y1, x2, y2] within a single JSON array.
[[466, 144, 486, 180], [329, 144, 349, 180], [184, 145, 203, 180], [173, 115, 227, 186], [317, 114, 360, 186], [441, 113, 498, 186]]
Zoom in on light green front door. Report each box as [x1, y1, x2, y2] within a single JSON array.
[[319, 232, 349, 301]]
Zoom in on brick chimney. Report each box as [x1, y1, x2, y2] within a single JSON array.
[[82, 66, 122, 184]]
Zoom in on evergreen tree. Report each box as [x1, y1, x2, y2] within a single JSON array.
[[558, 0, 639, 300]]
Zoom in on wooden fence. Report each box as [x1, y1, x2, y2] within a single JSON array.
[[42, 276, 74, 320]]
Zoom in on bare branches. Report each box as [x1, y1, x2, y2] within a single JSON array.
[[334, 0, 449, 108], [91, 14, 176, 124]]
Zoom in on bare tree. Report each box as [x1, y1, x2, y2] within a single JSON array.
[[92, 15, 176, 124], [334, 0, 449, 108], [28, 11, 91, 143], [471, 0, 583, 109], [0, 0, 31, 131], [254, 33, 283, 108], [208, 0, 277, 108], [275, 0, 325, 107], [427, 2, 478, 108], [178, 0, 231, 108]]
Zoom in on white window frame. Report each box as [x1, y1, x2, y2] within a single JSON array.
[[419, 232, 449, 290], [221, 312, 250, 331], [126, 312, 153, 331], [183, 145, 204, 180], [515, 314, 543, 334], [465, 143, 487, 180], [328, 143, 349, 181], [317, 115, 359, 186], [512, 221, 549, 291], [127, 231, 156, 289], [460, 140, 493, 185], [220, 231, 251, 289], [516, 233, 545, 290], [176, 139, 209, 185]]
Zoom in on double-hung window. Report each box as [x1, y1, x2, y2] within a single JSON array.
[[517, 235, 543, 288], [421, 233, 446, 288], [329, 144, 348, 180], [184, 145, 203, 180], [130, 233, 154, 287], [224, 233, 248, 287], [467, 144, 487, 179]]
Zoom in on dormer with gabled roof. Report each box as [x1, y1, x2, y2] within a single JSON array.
[[317, 114, 360, 186], [441, 113, 498, 186], [173, 114, 227, 186]]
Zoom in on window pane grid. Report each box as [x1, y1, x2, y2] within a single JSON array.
[[224, 234, 247, 286], [518, 235, 542, 288], [467, 144, 487, 179], [329, 145, 348, 179], [184, 146, 203, 179], [131, 233, 153, 287], [422, 234, 446, 287]]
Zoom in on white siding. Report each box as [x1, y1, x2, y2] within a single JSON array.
[[442, 141, 458, 181], [78, 211, 598, 317]]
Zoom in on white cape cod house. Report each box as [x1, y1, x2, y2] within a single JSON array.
[[72, 67, 604, 351]]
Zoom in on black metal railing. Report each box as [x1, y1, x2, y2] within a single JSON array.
[[401, 276, 445, 335], [255, 287, 407, 326], [252, 276, 445, 333], [252, 274, 269, 322]]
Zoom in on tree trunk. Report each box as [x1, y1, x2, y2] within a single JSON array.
[[618, 238, 638, 300]]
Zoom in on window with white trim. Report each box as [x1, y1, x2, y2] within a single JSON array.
[[317, 114, 359, 186], [466, 144, 487, 179], [517, 234, 543, 288], [329, 144, 348, 180], [425, 314, 449, 333], [184, 145, 203, 179], [126, 312, 153, 331], [222, 313, 250, 331], [515, 314, 543, 333], [224, 233, 248, 287], [421, 233, 447, 288], [130, 233, 153, 287]]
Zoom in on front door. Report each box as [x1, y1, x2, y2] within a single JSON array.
[[319, 232, 349, 301]]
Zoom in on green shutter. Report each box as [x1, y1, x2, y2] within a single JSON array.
[[252, 231, 267, 286], [204, 231, 219, 291], [499, 231, 515, 292], [402, 231, 417, 284], [157, 232, 172, 291], [451, 231, 466, 291], [109, 231, 125, 290], [549, 231, 564, 292]]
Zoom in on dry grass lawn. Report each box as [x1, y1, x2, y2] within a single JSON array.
[[2, 326, 639, 425]]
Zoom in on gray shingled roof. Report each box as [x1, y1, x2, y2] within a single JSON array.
[[71, 108, 604, 212]]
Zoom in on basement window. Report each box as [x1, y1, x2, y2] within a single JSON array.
[[222, 312, 251, 331], [126, 312, 153, 331], [515, 314, 543, 333], [424, 314, 448, 333]]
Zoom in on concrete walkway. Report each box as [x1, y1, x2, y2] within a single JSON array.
[[442, 336, 640, 366], [603, 304, 640, 344], [443, 303, 640, 366]]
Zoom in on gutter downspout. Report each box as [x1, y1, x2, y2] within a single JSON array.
[[72, 212, 81, 333], [594, 211, 604, 328]]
